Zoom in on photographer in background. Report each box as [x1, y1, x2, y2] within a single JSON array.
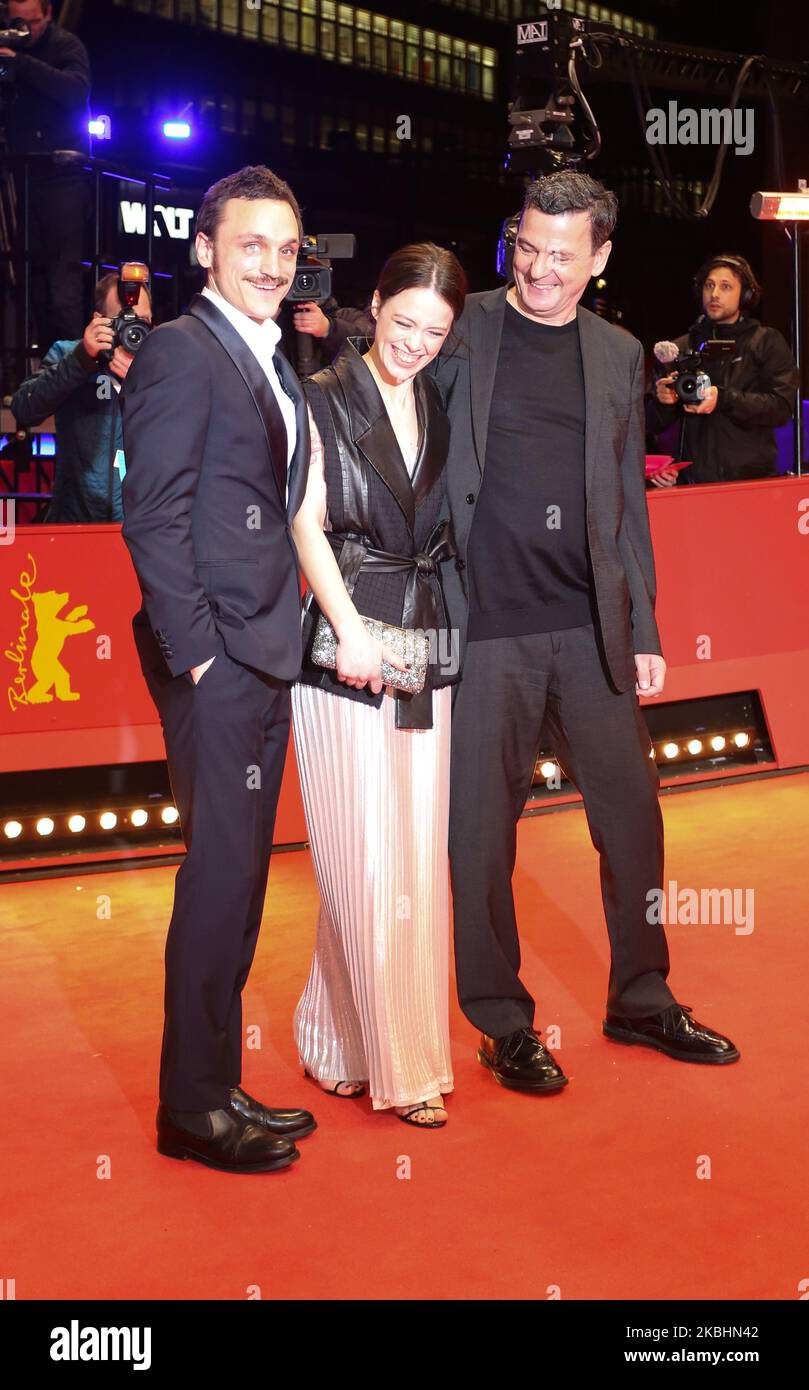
[[10, 271, 152, 523], [1, 0, 92, 349], [282, 296, 378, 375], [646, 254, 799, 487]]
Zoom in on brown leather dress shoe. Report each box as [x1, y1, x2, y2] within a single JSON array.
[[229, 1085, 317, 1139], [156, 1102, 300, 1173]]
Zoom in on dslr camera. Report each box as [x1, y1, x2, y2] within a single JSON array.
[[98, 262, 152, 364]]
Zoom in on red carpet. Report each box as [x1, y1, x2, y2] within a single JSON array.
[[2, 772, 807, 1300]]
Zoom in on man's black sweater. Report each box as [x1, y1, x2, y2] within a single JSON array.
[[466, 300, 597, 641]]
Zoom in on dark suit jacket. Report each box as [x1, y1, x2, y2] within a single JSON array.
[[121, 293, 309, 680], [431, 287, 662, 693]]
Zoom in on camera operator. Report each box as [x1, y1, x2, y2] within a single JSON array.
[[278, 294, 375, 377], [1, 0, 92, 350], [10, 270, 152, 523], [646, 253, 799, 487]]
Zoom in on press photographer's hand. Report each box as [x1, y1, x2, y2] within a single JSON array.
[[83, 316, 115, 360], [655, 374, 678, 406], [684, 385, 718, 414], [293, 302, 330, 338]]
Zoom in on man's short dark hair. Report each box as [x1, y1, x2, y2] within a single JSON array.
[[521, 171, 618, 253], [93, 271, 151, 315], [195, 165, 303, 244]]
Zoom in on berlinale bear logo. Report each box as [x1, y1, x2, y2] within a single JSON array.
[[5, 554, 96, 710]]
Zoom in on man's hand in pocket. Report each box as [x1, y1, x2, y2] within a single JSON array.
[[189, 655, 216, 684]]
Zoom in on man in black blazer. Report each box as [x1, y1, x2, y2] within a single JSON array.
[[121, 166, 317, 1172], [434, 172, 739, 1091]]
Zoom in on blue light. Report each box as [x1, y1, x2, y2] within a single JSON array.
[[88, 115, 111, 139], [162, 120, 191, 140], [34, 434, 56, 457]]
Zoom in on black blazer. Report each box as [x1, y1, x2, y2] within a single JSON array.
[[431, 287, 662, 693], [297, 336, 457, 726], [121, 293, 310, 680]]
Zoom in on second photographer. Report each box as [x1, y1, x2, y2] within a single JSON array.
[[646, 253, 799, 486], [10, 267, 152, 523]]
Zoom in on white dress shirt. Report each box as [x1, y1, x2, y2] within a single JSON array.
[[201, 284, 297, 502]]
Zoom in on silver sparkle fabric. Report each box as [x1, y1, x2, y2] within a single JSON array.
[[290, 680, 454, 1110]]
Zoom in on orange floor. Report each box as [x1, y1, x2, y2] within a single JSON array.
[[2, 772, 807, 1301]]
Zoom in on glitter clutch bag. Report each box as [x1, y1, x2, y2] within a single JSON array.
[[310, 612, 430, 695]]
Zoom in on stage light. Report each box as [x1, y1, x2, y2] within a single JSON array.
[[130, 809, 148, 827], [539, 761, 557, 779], [686, 739, 703, 755], [733, 732, 750, 748], [662, 742, 679, 759], [161, 806, 180, 825], [68, 814, 86, 833], [710, 735, 726, 751], [4, 820, 23, 839], [750, 190, 809, 221], [99, 811, 118, 830], [36, 817, 55, 836], [88, 115, 111, 140], [163, 120, 191, 140]]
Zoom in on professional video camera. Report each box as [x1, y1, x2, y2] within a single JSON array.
[[286, 233, 357, 305], [97, 262, 152, 364], [497, 9, 612, 280], [653, 338, 737, 404], [287, 232, 356, 375]]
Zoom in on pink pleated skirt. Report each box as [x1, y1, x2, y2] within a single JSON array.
[[290, 680, 454, 1110]]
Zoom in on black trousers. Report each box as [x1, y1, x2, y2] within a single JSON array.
[[449, 623, 676, 1038], [136, 628, 291, 1111]]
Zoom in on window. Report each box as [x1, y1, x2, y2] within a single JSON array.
[[116, 0, 499, 101]]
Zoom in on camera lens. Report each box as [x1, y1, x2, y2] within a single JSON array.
[[121, 321, 150, 353], [296, 271, 317, 295]]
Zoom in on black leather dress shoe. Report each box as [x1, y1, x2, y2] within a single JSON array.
[[156, 1102, 300, 1173], [478, 1027, 569, 1093], [603, 1004, 740, 1064], [229, 1085, 317, 1139]]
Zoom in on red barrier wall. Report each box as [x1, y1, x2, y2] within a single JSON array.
[[1, 474, 807, 842]]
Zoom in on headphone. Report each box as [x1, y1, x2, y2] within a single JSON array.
[[692, 254, 761, 309]]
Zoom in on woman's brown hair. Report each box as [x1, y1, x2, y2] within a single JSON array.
[[375, 242, 467, 323]]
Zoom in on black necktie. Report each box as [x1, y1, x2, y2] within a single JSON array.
[[265, 353, 289, 503]]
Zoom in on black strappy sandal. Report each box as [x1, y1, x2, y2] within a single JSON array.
[[303, 1067, 366, 1099], [396, 1102, 448, 1128]]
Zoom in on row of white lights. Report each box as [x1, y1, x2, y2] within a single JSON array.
[[3, 807, 180, 840], [537, 732, 751, 781], [660, 732, 750, 760], [7, 733, 754, 837]]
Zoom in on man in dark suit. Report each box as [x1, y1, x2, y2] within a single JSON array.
[[121, 166, 317, 1172], [433, 171, 739, 1092]]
